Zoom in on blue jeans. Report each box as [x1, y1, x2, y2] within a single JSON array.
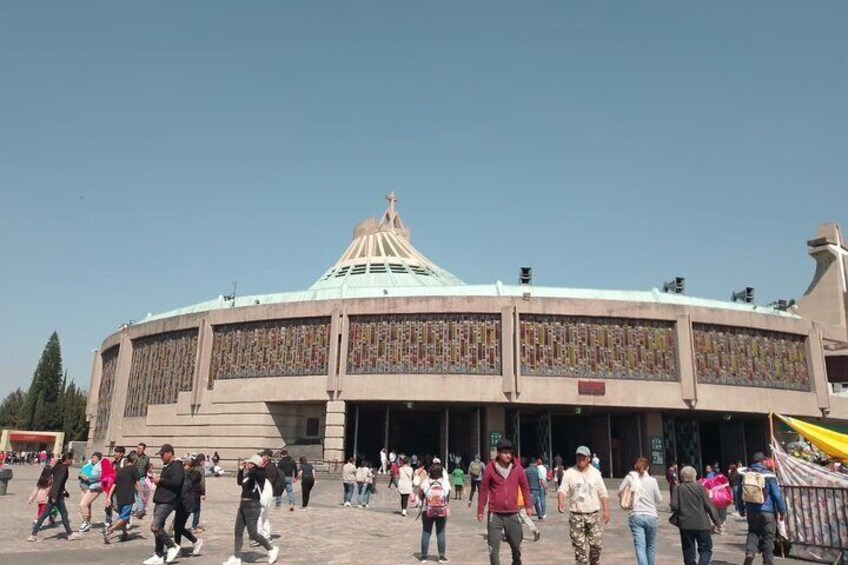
[[191, 506, 201, 529], [284, 477, 295, 506], [32, 497, 72, 536], [421, 515, 446, 558], [531, 489, 546, 517], [629, 514, 658, 565], [343, 482, 355, 504], [358, 483, 371, 506]]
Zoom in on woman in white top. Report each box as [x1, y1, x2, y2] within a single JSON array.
[[418, 465, 451, 564], [397, 455, 415, 517], [618, 457, 663, 565]]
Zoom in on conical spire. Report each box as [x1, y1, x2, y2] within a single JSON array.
[[309, 193, 464, 290]]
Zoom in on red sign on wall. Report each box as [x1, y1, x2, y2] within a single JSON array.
[[9, 433, 56, 444], [578, 380, 606, 396]]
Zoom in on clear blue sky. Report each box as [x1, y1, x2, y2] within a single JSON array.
[[1, 2, 846, 398]]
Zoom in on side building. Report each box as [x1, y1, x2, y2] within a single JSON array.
[[86, 198, 848, 476]]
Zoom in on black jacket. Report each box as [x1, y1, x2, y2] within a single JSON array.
[[181, 468, 202, 513], [238, 466, 267, 501], [153, 460, 185, 505], [48, 462, 69, 501], [671, 482, 719, 531], [277, 456, 297, 478], [265, 463, 283, 497]]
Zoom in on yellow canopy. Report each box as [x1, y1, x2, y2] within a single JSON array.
[[775, 413, 848, 463]]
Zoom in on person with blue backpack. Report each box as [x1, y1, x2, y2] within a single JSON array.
[[740, 452, 786, 565]]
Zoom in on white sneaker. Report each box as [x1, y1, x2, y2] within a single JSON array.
[[192, 539, 204, 556], [222, 557, 242, 565], [143, 555, 165, 565], [402, 509, 408, 516], [165, 546, 180, 563], [267, 546, 279, 564], [249, 540, 261, 547], [80, 521, 91, 532]]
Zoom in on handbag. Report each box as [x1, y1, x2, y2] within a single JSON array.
[[619, 480, 633, 510]]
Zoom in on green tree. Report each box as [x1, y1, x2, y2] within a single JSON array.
[[62, 382, 90, 442], [21, 332, 65, 431], [0, 388, 25, 428]]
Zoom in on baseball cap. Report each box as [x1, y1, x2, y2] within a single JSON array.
[[496, 438, 514, 453], [576, 446, 591, 457], [752, 452, 766, 463], [246, 454, 263, 466], [156, 444, 174, 456]]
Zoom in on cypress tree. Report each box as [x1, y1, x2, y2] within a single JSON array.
[[0, 388, 25, 428], [21, 332, 64, 430]]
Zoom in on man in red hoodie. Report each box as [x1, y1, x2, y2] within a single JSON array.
[[477, 439, 532, 565]]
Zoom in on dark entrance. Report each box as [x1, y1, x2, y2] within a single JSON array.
[[390, 408, 440, 461]]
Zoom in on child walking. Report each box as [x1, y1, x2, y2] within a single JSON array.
[[451, 466, 465, 500], [28, 474, 51, 523]]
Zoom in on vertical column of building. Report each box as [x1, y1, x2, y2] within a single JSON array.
[[85, 350, 102, 449], [676, 314, 697, 408], [501, 306, 516, 398], [107, 331, 134, 447], [323, 308, 346, 468], [192, 317, 213, 409], [808, 323, 832, 415]]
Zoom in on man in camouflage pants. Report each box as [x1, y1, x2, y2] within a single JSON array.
[[557, 446, 609, 565]]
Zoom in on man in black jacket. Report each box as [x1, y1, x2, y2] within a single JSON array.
[[143, 444, 185, 565], [29, 452, 80, 541], [276, 450, 297, 511]]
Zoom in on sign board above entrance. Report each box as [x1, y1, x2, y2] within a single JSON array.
[[578, 380, 606, 396]]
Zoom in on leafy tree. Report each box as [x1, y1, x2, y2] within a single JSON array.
[[20, 332, 64, 430], [62, 382, 90, 442], [0, 388, 25, 428]]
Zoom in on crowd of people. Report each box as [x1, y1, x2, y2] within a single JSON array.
[[2, 449, 53, 465], [22, 437, 794, 565]]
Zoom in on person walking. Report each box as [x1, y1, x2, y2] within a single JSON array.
[[103, 452, 140, 544], [342, 457, 357, 507], [135, 443, 151, 519], [222, 455, 279, 565], [190, 452, 207, 532], [389, 459, 400, 489], [356, 460, 374, 508], [172, 456, 203, 556], [467, 455, 483, 507], [451, 465, 464, 500], [666, 463, 679, 505], [78, 451, 103, 533], [528, 458, 546, 520], [477, 439, 533, 565], [276, 450, 297, 512], [398, 456, 415, 516], [255, 450, 277, 543], [101, 448, 120, 528], [670, 466, 720, 565], [618, 457, 663, 565], [418, 463, 451, 563], [740, 452, 786, 565], [29, 452, 81, 541], [28, 473, 51, 524], [261, 450, 283, 509], [557, 446, 610, 565], [728, 463, 744, 517], [294, 456, 316, 510], [379, 447, 388, 475], [413, 462, 428, 508], [143, 444, 184, 565]]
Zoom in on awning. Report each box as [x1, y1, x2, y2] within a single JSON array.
[[776, 414, 848, 463]]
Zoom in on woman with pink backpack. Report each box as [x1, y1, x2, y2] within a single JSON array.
[[417, 463, 452, 564]]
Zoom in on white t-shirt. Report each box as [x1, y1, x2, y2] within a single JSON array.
[[558, 465, 609, 513]]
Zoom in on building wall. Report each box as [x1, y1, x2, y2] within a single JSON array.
[[87, 295, 848, 464]]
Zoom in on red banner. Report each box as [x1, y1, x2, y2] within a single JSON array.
[[577, 380, 606, 396], [9, 433, 57, 444]]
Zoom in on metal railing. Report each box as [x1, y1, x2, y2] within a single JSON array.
[[782, 485, 848, 551]]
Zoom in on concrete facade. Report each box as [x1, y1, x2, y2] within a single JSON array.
[[85, 198, 848, 474]]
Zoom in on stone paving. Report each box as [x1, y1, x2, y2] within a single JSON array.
[[0, 464, 794, 565]]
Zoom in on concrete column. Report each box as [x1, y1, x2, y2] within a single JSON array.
[[323, 400, 346, 469], [327, 307, 342, 394], [192, 318, 212, 408], [501, 307, 515, 396], [335, 311, 350, 396], [85, 350, 102, 452], [808, 324, 831, 413], [644, 412, 664, 474], [676, 314, 697, 406], [484, 405, 506, 460], [108, 331, 134, 445]]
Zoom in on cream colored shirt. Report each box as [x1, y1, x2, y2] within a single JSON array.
[[558, 465, 609, 513]]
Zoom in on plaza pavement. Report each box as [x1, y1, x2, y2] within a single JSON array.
[[0, 464, 793, 565]]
